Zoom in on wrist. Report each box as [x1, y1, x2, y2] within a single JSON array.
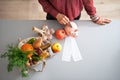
[[56, 13, 61, 19], [90, 14, 100, 22]]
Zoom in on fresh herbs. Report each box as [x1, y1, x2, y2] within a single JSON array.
[[1, 44, 29, 77]]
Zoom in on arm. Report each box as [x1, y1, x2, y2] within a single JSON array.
[[82, 0, 96, 16], [82, 0, 99, 21], [82, 0, 111, 25], [38, 0, 58, 18], [38, 0, 69, 25]]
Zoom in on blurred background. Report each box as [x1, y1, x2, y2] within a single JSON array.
[[0, 0, 120, 20]]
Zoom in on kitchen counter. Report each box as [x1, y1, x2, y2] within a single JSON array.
[[0, 20, 120, 80]]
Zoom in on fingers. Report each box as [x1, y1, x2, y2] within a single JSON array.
[[56, 13, 70, 25], [96, 18, 105, 25], [96, 18, 111, 25], [59, 16, 70, 25], [104, 18, 111, 23]]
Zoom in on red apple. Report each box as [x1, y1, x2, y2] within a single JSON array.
[[55, 28, 66, 40]]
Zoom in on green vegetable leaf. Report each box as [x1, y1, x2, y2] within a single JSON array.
[[0, 44, 29, 77], [27, 38, 36, 44]]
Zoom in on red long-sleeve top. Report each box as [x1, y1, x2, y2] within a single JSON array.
[[38, 0, 96, 20]]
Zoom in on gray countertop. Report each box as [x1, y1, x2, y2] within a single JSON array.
[[0, 20, 120, 80]]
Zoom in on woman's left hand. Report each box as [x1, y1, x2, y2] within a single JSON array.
[[95, 17, 111, 25]]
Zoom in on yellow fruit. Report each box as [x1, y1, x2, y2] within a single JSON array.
[[52, 42, 62, 52]]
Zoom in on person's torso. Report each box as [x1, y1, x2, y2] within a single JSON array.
[[49, 0, 83, 20]]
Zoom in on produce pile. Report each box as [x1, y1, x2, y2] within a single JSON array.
[[19, 37, 52, 68], [0, 22, 79, 77], [1, 25, 62, 77]]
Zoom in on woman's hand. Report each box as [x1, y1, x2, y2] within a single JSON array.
[[90, 15, 111, 25], [95, 17, 111, 25], [56, 13, 70, 25]]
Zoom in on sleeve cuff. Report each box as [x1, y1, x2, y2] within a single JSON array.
[[49, 9, 59, 18], [90, 14, 100, 22]]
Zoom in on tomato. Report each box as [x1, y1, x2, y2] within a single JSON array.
[[55, 28, 66, 40]]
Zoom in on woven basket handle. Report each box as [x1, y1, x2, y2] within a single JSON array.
[[30, 60, 46, 72]]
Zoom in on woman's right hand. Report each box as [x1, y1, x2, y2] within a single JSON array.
[[56, 13, 70, 25]]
